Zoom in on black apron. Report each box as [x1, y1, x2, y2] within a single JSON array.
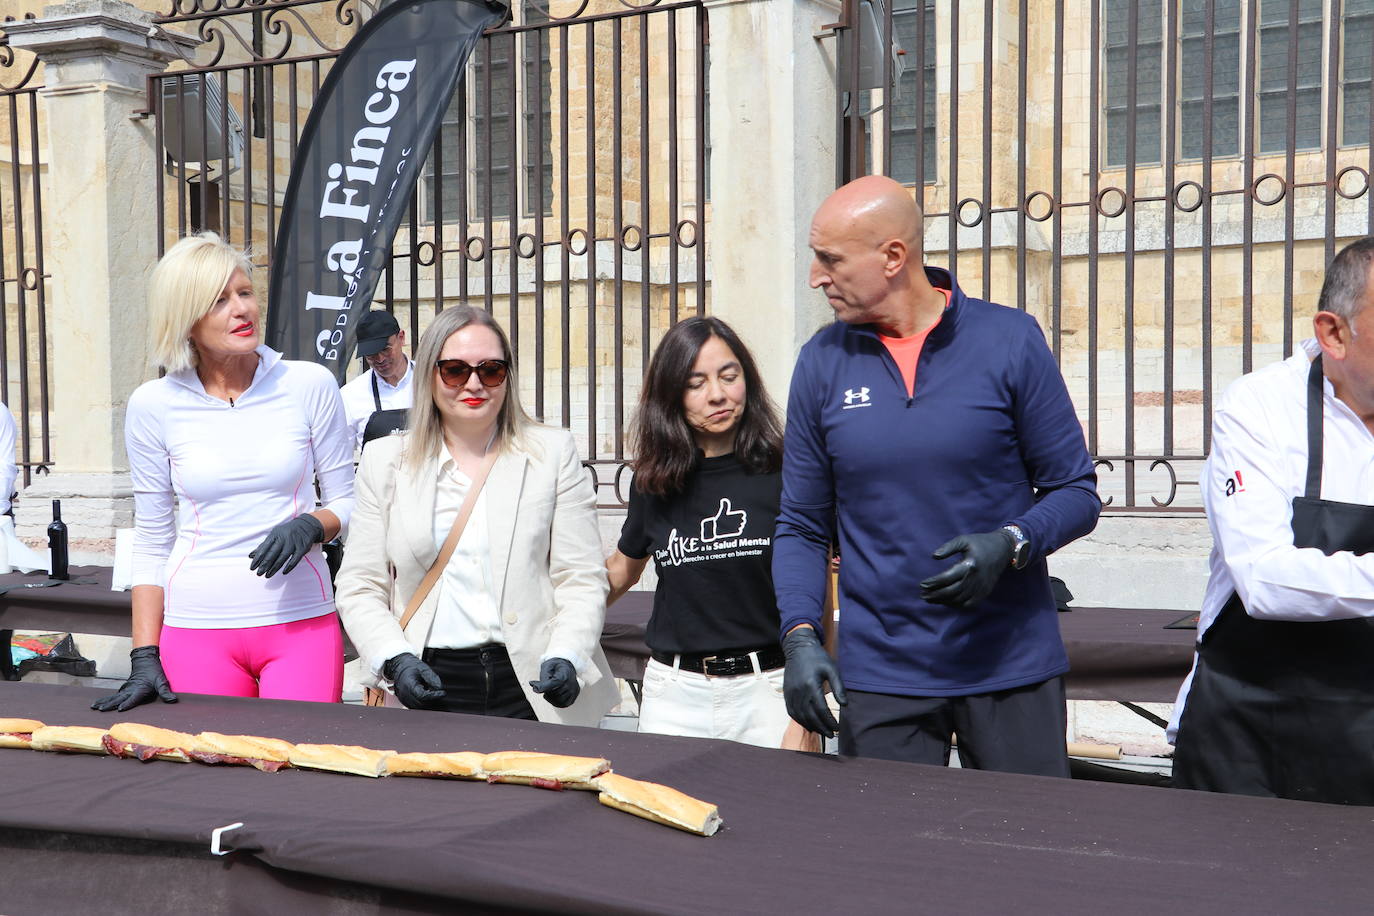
[[360, 372, 408, 448], [1172, 356, 1374, 805]]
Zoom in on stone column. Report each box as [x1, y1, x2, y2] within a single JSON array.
[[6, 0, 195, 549], [702, 0, 839, 406]]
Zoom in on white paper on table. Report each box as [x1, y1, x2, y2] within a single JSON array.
[[111, 527, 135, 591], [0, 515, 47, 574]]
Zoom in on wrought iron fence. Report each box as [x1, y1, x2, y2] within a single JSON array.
[[0, 16, 52, 486], [148, 0, 709, 507], [834, 0, 1372, 512]]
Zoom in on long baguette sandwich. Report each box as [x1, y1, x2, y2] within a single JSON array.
[[482, 751, 611, 791], [290, 743, 395, 777], [103, 722, 195, 763], [30, 725, 109, 755], [594, 773, 722, 837], [190, 732, 295, 772], [0, 717, 44, 749], [385, 751, 486, 780]]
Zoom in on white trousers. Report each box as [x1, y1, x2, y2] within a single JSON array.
[[637, 656, 791, 749]]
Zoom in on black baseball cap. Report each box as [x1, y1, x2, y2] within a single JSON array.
[[355, 310, 401, 357]]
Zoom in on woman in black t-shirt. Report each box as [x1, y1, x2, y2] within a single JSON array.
[[608, 317, 801, 748]]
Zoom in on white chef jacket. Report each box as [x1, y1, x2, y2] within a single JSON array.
[[340, 361, 414, 449], [1168, 338, 1374, 740]]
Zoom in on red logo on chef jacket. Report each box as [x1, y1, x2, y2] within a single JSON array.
[[1224, 470, 1246, 497]]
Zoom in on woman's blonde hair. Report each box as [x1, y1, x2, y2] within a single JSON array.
[[405, 305, 533, 471], [148, 232, 254, 373]]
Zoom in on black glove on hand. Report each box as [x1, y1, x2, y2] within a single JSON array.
[[782, 627, 846, 739], [529, 657, 580, 708], [382, 652, 446, 709], [249, 513, 326, 578], [921, 529, 1016, 608], [90, 645, 177, 712]]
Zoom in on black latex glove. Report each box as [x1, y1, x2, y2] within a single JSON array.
[[90, 645, 177, 712], [920, 529, 1016, 608], [249, 513, 326, 578], [782, 627, 846, 739], [382, 652, 446, 709], [529, 657, 580, 708]]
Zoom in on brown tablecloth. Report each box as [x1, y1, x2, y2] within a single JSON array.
[[2, 570, 1194, 703], [1, 681, 1372, 915], [0, 566, 126, 636], [607, 594, 1195, 702]]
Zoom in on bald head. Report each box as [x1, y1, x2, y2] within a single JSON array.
[[809, 176, 939, 336], [814, 175, 924, 253]]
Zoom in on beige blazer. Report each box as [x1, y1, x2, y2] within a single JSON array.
[[335, 426, 618, 726]]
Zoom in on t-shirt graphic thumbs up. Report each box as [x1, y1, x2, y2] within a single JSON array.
[[700, 497, 748, 542]]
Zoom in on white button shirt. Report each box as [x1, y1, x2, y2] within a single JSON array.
[[425, 454, 504, 650], [1168, 338, 1374, 739], [339, 361, 414, 449]]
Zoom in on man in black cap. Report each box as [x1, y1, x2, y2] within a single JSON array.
[[340, 310, 413, 450]]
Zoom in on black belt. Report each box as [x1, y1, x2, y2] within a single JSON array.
[[649, 646, 785, 677]]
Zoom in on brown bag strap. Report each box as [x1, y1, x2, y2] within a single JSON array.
[[396, 447, 499, 632]]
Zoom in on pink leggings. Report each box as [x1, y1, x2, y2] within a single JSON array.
[[160, 613, 343, 702]]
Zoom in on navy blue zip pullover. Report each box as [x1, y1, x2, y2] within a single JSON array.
[[773, 268, 1100, 696]]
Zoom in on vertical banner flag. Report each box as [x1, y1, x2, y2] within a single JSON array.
[[267, 0, 507, 382]]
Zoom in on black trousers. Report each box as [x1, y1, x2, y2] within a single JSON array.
[[422, 645, 537, 720], [839, 676, 1069, 777]]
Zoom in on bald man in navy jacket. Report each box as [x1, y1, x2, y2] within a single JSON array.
[[774, 176, 1100, 775]]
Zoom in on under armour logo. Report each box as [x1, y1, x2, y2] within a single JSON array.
[[842, 387, 872, 409]]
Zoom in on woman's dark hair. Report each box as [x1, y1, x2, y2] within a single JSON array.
[[629, 316, 783, 496]]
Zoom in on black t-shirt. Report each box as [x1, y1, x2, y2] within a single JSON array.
[[618, 453, 782, 654]]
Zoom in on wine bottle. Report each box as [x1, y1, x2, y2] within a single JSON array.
[[47, 499, 69, 581]]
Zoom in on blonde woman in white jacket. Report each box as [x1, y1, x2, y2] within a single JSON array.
[[335, 305, 617, 725]]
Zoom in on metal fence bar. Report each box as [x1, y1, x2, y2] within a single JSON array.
[[1122, 0, 1140, 507], [948, 0, 959, 289], [1164, 0, 1178, 457], [1051, 0, 1063, 359], [981, 0, 992, 302], [612, 16, 625, 460], [1283, 0, 1299, 359], [558, 20, 571, 428], [1202, 0, 1217, 455], [667, 9, 680, 326], [1088, 0, 1102, 466], [1242, 0, 1257, 378], [639, 11, 651, 419], [1326, 0, 1342, 267], [8, 91, 32, 481], [27, 88, 49, 477], [585, 17, 599, 460], [532, 22, 547, 422], [1016, 0, 1027, 316]]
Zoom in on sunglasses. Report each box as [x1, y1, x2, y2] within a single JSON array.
[[435, 358, 509, 388]]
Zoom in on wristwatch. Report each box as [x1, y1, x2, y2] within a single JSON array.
[[1001, 524, 1030, 570]]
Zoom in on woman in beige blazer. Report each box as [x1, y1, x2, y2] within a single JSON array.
[[334, 306, 617, 725]]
